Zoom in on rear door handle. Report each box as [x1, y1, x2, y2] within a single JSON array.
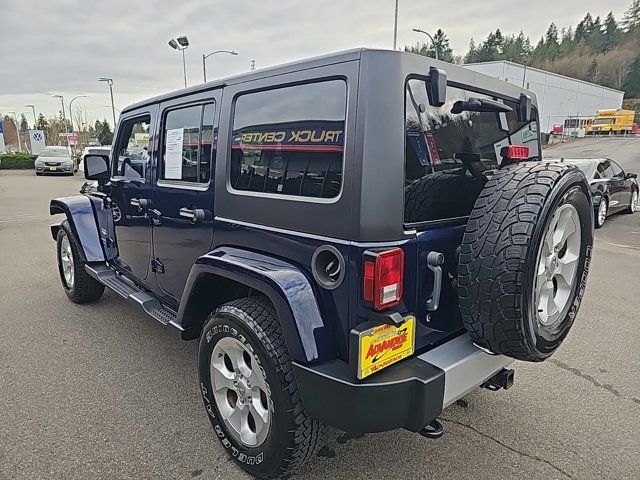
[[179, 207, 205, 223]]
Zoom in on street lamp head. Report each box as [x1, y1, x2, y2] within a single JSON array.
[[98, 77, 113, 86], [168, 39, 179, 49], [412, 28, 425, 34], [25, 104, 34, 108], [52, 94, 63, 99], [230, 50, 238, 55], [176, 36, 189, 48]]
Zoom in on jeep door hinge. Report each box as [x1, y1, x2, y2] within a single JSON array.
[[151, 258, 165, 274]]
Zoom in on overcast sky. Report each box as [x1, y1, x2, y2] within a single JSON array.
[[0, 0, 631, 125]]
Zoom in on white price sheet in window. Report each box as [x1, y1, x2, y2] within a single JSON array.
[[164, 128, 184, 179]]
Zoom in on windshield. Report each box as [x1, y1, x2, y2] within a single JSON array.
[[39, 148, 69, 158], [404, 80, 540, 224], [594, 118, 613, 125]]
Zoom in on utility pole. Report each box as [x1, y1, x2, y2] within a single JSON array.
[[393, 0, 399, 50], [53, 95, 70, 149]]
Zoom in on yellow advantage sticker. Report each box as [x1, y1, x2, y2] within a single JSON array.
[[358, 316, 416, 379]]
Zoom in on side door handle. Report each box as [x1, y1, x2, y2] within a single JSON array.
[[426, 251, 444, 311], [130, 198, 151, 211], [179, 207, 205, 223]]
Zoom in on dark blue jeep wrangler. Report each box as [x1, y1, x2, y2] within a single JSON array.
[[50, 49, 593, 479]]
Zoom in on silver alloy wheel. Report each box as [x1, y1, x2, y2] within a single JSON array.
[[631, 190, 638, 213], [210, 336, 272, 447], [535, 203, 582, 327], [597, 199, 607, 226], [60, 234, 75, 288]]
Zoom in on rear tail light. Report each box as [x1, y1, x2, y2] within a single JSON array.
[[363, 248, 404, 311], [502, 145, 530, 161]]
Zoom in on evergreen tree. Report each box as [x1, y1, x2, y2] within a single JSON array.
[[35, 113, 47, 130], [545, 23, 561, 60], [603, 12, 621, 51], [575, 13, 594, 44], [19, 114, 29, 132], [623, 54, 640, 96], [404, 29, 454, 62], [622, 0, 640, 32], [95, 119, 113, 145]]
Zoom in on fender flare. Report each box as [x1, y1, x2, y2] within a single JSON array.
[[177, 246, 335, 363], [50, 196, 105, 262]]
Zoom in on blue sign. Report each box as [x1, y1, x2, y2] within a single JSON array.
[[0, 122, 3, 134], [33, 131, 43, 141]]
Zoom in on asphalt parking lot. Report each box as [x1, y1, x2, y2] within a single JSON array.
[[1, 137, 639, 480]]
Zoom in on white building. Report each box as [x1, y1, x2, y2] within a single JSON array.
[[464, 60, 624, 133]]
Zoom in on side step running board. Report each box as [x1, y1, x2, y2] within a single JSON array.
[[85, 264, 182, 330]]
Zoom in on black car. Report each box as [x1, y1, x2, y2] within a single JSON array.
[[554, 158, 638, 228]]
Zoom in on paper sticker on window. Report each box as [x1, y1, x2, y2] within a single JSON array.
[[165, 128, 184, 179], [424, 132, 441, 165]]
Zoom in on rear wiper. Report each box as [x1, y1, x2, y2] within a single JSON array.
[[451, 97, 513, 114]]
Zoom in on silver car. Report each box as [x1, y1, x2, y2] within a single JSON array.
[[35, 146, 75, 175]]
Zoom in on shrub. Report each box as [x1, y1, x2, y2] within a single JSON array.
[[0, 152, 37, 170]]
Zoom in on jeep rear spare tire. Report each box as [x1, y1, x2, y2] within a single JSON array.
[[458, 162, 593, 361]]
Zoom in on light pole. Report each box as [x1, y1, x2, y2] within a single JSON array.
[[520, 52, 528, 88], [202, 50, 238, 82], [8, 111, 22, 152], [393, 0, 399, 50], [102, 105, 121, 114], [412, 28, 439, 60], [98, 77, 117, 128], [52, 94, 70, 149], [25, 104, 37, 127], [169, 36, 190, 88], [69, 95, 87, 154]]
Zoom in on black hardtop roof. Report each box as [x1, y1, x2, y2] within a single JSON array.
[[122, 48, 535, 114]]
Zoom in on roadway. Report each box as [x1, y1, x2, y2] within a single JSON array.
[[1, 137, 638, 479]]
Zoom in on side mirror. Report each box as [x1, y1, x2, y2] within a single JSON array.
[[517, 93, 532, 122], [426, 67, 447, 107], [84, 154, 110, 182], [626, 172, 637, 179]]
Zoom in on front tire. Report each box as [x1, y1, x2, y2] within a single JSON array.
[[198, 297, 327, 479], [56, 221, 105, 303]]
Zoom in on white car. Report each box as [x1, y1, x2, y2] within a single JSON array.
[[35, 146, 75, 175], [79, 146, 112, 173]]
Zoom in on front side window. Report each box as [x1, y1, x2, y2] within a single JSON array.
[[404, 80, 540, 224], [161, 103, 215, 184], [114, 115, 151, 179], [230, 80, 347, 199], [609, 161, 624, 178]]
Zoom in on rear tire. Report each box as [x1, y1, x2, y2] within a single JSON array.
[[595, 197, 608, 228], [458, 162, 593, 362], [624, 189, 637, 214], [198, 297, 327, 479], [56, 221, 105, 303], [404, 169, 485, 222]]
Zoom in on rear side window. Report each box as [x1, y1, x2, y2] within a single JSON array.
[[161, 103, 215, 184], [230, 80, 346, 199], [404, 80, 540, 224]]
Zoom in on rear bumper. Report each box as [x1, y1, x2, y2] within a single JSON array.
[[292, 334, 513, 433]]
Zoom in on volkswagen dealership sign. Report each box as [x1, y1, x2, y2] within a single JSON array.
[[29, 129, 46, 154]]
